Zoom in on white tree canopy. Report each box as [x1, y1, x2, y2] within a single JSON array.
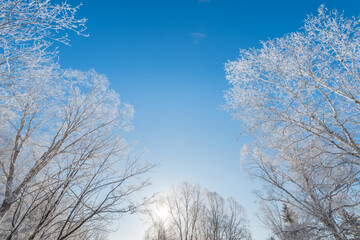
[[225, 6, 360, 240], [0, 1, 152, 239]]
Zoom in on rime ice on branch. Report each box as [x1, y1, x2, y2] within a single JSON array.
[[0, 1, 152, 239], [226, 5, 360, 240]]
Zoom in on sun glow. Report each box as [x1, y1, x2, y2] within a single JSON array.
[[154, 204, 169, 220]]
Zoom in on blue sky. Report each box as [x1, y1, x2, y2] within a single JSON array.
[[58, 0, 360, 239]]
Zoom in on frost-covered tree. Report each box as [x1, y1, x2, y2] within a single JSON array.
[[0, 0, 86, 86], [0, 0, 86, 137], [226, 5, 360, 160], [225, 5, 360, 240], [144, 182, 252, 240], [0, 67, 152, 240], [0, 1, 152, 239], [340, 210, 360, 240], [165, 182, 204, 240], [259, 201, 320, 240]]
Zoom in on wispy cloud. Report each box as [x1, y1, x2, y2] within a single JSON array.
[[191, 32, 207, 45]]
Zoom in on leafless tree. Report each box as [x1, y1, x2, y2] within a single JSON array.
[[166, 182, 204, 240], [0, 0, 86, 86], [144, 182, 252, 240], [0, 69, 152, 240], [225, 5, 360, 240], [0, 1, 152, 239]]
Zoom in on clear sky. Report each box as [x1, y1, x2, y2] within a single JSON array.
[[58, 0, 360, 239]]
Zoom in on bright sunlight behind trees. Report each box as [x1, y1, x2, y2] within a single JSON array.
[[2, 1, 360, 240], [225, 5, 360, 240], [144, 182, 252, 240]]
